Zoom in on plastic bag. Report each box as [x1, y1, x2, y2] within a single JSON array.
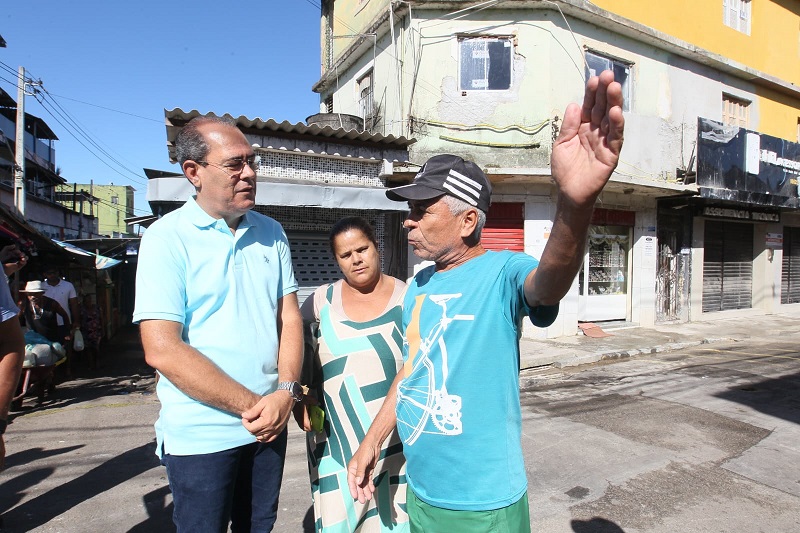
[[73, 329, 85, 352]]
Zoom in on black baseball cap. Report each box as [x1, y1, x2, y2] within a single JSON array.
[[386, 154, 492, 213]]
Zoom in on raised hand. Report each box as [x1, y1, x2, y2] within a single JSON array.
[[1, 245, 26, 277], [551, 69, 625, 208]]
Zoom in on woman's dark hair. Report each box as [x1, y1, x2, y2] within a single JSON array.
[[329, 216, 377, 252]]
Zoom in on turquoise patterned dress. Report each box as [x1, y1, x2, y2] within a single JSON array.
[[304, 279, 409, 533]]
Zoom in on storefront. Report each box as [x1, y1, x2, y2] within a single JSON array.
[[782, 225, 800, 304], [481, 202, 524, 252], [578, 208, 635, 322], [691, 118, 800, 316]]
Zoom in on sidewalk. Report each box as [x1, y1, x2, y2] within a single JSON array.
[[520, 307, 800, 370]]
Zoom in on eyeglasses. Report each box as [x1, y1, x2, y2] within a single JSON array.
[[197, 155, 261, 177]]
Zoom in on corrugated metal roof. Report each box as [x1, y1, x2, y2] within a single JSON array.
[[164, 109, 414, 163]]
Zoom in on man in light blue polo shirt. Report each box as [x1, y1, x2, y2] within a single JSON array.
[[133, 116, 304, 533]]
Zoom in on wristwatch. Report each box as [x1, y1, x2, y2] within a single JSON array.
[[277, 381, 304, 403]]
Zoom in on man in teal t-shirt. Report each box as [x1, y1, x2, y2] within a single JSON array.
[[347, 70, 625, 532]]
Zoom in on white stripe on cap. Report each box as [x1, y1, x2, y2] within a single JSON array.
[[449, 169, 483, 192], [443, 169, 482, 205], [443, 183, 478, 206]]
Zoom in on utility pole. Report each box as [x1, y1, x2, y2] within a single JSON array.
[[13, 66, 25, 216], [12, 67, 41, 217]]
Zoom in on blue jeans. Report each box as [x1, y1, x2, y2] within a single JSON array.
[[162, 429, 287, 533]]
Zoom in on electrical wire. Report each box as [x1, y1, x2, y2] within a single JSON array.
[[0, 59, 152, 188], [56, 188, 152, 221], [37, 86, 149, 181], [46, 92, 161, 124], [32, 94, 148, 186]]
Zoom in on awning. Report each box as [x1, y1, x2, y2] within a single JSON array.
[[147, 176, 405, 211], [52, 239, 121, 270]]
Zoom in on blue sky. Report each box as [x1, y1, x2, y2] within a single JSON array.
[[1, 1, 322, 216]]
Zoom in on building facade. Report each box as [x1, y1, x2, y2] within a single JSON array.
[[145, 111, 413, 304], [313, 0, 800, 338], [56, 183, 135, 237], [0, 87, 97, 240]]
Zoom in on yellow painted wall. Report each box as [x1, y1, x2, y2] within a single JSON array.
[[592, 0, 799, 83], [758, 86, 800, 142], [58, 184, 135, 236], [328, 0, 389, 61], [593, 0, 800, 139]]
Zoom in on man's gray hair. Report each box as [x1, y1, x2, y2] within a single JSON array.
[[442, 195, 486, 242], [175, 116, 238, 165]]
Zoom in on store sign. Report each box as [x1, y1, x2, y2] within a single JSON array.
[[697, 117, 800, 206], [701, 206, 780, 222], [766, 233, 783, 249]]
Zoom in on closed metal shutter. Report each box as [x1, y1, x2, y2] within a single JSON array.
[[781, 227, 800, 304], [481, 202, 524, 252], [702, 220, 753, 312], [289, 234, 341, 306]]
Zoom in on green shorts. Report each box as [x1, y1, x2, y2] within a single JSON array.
[[406, 487, 531, 533]]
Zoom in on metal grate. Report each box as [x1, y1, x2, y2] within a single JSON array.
[[253, 205, 388, 305], [256, 150, 385, 187]]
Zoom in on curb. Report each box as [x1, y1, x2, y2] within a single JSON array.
[[549, 338, 726, 369]]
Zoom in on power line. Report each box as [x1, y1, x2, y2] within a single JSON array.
[[37, 86, 149, 181], [0, 59, 151, 188], [46, 92, 161, 123], [57, 187, 152, 217], [32, 94, 148, 186]]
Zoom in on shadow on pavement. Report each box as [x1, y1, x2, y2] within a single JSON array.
[[3, 445, 83, 470], [572, 517, 626, 532], [0, 442, 162, 531], [11, 324, 155, 416], [302, 504, 314, 532], [127, 485, 174, 533], [715, 369, 800, 425]]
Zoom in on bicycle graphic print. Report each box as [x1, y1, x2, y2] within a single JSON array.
[[397, 293, 474, 445]]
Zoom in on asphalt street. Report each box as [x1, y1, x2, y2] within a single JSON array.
[[1, 327, 799, 532]]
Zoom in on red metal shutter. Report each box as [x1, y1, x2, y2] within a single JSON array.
[[482, 202, 524, 252]]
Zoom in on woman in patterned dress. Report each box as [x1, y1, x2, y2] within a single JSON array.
[[297, 217, 409, 533]]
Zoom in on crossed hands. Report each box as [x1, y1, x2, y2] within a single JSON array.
[[241, 391, 295, 443], [552, 69, 625, 208]]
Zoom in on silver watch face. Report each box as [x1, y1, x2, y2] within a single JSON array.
[[290, 382, 303, 400], [280, 381, 302, 401]]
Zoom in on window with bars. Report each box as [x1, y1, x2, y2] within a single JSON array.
[[324, 95, 333, 114], [357, 70, 374, 122], [722, 94, 750, 127], [723, 0, 751, 35], [585, 51, 631, 112], [459, 36, 513, 91]]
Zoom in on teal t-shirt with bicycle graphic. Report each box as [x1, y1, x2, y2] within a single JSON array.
[[396, 250, 540, 511]]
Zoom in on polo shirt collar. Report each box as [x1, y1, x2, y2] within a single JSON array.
[[184, 196, 254, 234]]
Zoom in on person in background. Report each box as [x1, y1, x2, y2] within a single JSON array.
[[80, 294, 103, 370], [134, 116, 303, 532], [42, 267, 79, 374], [297, 217, 409, 532], [0, 244, 28, 470], [20, 281, 71, 344], [347, 70, 625, 532]]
